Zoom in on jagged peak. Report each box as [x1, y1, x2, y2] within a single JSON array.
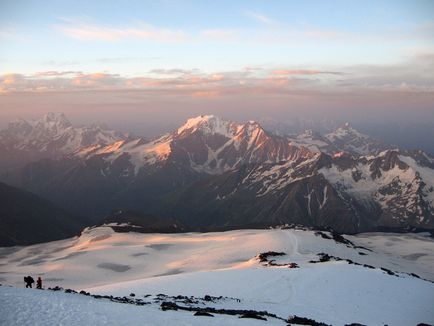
[[177, 115, 234, 137], [176, 115, 269, 141], [41, 112, 71, 127], [336, 122, 356, 132], [7, 118, 32, 128], [327, 122, 368, 140]]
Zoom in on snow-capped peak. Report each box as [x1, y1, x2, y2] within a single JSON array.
[[326, 122, 367, 141], [323, 123, 392, 156], [0, 113, 128, 156], [35, 112, 72, 136], [177, 115, 237, 138], [42, 112, 71, 126]]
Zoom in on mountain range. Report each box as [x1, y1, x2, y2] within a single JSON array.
[[1, 112, 433, 242]]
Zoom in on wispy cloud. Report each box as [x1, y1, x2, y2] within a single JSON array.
[[245, 11, 279, 27], [149, 68, 200, 75], [56, 19, 187, 42], [54, 16, 344, 44], [272, 70, 345, 76], [34, 71, 82, 77]]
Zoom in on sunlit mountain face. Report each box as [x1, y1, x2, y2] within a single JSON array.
[[1, 113, 433, 236], [1, 1, 434, 325]]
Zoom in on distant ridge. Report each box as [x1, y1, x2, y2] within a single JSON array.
[[0, 182, 83, 246]]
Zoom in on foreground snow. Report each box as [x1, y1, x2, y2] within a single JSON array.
[[0, 286, 276, 326], [1, 227, 434, 325]]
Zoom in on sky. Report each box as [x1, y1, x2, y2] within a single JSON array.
[[0, 0, 433, 145]]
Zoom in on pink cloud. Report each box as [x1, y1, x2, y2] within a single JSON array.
[[191, 90, 220, 98], [1, 61, 432, 97], [272, 69, 344, 76], [56, 21, 187, 42]]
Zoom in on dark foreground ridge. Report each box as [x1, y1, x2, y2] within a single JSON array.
[[43, 285, 333, 325]]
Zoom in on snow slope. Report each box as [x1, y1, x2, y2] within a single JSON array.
[[0, 285, 274, 326], [1, 228, 433, 325]]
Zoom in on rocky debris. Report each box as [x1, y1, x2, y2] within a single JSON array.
[[267, 261, 299, 268], [46, 286, 151, 306], [194, 311, 214, 317], [152, 293, 240, 306], [48, 286, 63, 291], [257, 251, 286, 263], [309, 253, 337, 263], [109, 295, 150, 306], [160, 301, 282, 321], [314, 231, 372, 252], [239, 312, 267, 320], [280, 224, 314, 231], [161, 302, 178, 311], [286, 314, 330, 326], [307, 253, 432, 281], [380, 267, 396, 276], [257, 251, 299, 268], [10, 284, 392, 325]]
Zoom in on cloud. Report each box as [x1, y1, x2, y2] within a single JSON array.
[[1, 59, 433, 96], [245, 11, 278, 27], [96, 57, 161, 63], [54, 17, 342, 44], [272, 70, 345, 76], [34, 71, 82, 77], [149, 69, 200, 75], [56, 20, 187, 42], [191, 90, 220, 98]]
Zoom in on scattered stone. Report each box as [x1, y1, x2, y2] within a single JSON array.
[[257, 251, 298, 268], [314, 231, 372, 252], [257, 251, 286, 263], [161, 302, 178, 311], [239, 312, 267, 320], [129, 293, 135, 297], [287, 315, 330, 326], [48, 286, 63, 291], [194, 311, 214, 317], [314, 231, 332, 240], [380, 268, 396, 276], [204, 295, 212, 302], [159, 301, 282, 321]]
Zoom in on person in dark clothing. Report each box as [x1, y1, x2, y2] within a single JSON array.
[[24, 276, 34, 288], [36, 277, 42, 289]]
